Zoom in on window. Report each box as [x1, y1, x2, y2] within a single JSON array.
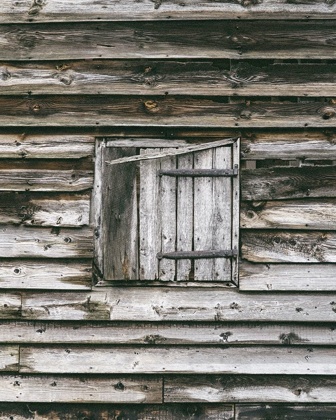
[[94, 137, 240, 285]]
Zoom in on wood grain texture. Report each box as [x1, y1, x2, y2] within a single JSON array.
[[165, 375, 336, 403], [0, 295, 21, 319], [20, 289, 336, 322], [242, 166, 336, 200], [0, 375, 162, 403], [240, 262, 336, 291], [0, 134, 94, 159], [0, 96, 335, 127], [0, 226, 93, 259], [235, 404, 336, 419], [1, 321, 336, 345], [241, 230, 336, 263], [2, 61, 336, 97], [0, 21, 336, 60], [0, 192, 90, 227], [0, 347, 19, 372], [240, 199, 336, 230], [19, 346, 336, 374], [0, 403, 234, 420], [0, 260, 91, 290]]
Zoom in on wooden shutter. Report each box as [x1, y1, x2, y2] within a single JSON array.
[[101, 138, 240, 284]]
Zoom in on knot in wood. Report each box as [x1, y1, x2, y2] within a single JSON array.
[[19, 34, 38, 49], [144, 100, 160, 113], [321, 106, 336, 120], [0, 67, 11, 81], [28, 0, 45, 15], [56, 63, 71, 71], [32, 104, 41, 113], [240, 109, 252, 119]]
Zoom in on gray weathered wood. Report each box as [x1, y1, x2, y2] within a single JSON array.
[[241, 199, 336, 230], [92, 139, 104, 274], [235, 404, 336, 419], [240, 262, 336, 291], [2, 61, 336, 97], [0, 375, 161, 403], [20, 289, 336, 322], [0, 260, 91, 290], [0, 192, 90, 227], [0, 226, 93, 259], [103, 147, 138, 280], [0, 22, 336, 60], [165, 376, 336, 403], [232, 138, 240, 284], [0, 296, 21, 320], [241, 230, 336, 263], [242, 166, 336, 201], [0, 347, 19, 372], [19, 346, 336, 374]]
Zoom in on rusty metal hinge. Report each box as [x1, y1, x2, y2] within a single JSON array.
[[158, 166, 238, 178], [157, 248, 238, 260]]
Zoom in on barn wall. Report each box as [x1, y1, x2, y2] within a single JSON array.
[[0, 3, 336, 419]]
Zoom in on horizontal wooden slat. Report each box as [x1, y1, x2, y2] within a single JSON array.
[[0, 226, 93, 259], [0, 347, 19, 372], [165, 375, 336, 403], [0, 96, 335, 128], [1, 321, 336, 345], [1, 61, 336, 97], [235, 404, 336, 419], [0, 134, 94, 159], [242, 166, 336, 200], [240, 199, 336, 230], [19, 346, 336, 374], [1, 21, 336, 61], [241, 131, 336, 160], [0, 375, 161, 403], [0, 192, 90, 227], [0, 403, 234, 420], [241, 231, 336, 263], [21, 289, 336, 322], [0, 260, 91, 290], [0, 295, 21, 319], [240, 262, 336, 291]]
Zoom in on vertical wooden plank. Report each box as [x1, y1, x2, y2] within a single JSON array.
[[140, 149, 161, 280], [213, 145, 232, 281], [92, 139, 104, 274], [103, 147, 138, 280], [232, 138, 240, 285], [176, 153, 193, 281], [194, 149, 213, 281], [159, 150, 177, 281]]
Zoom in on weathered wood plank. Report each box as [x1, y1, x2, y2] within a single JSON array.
[[0, 347, 19, 372], [242, 166, 336, 200], [2, 321, 336, 345], [0, 260, 91, 290], [19, 346, 336, 374], [235, 404, 336, 419], [103, 147, 138, 280], [240, 262, 336, 291], [0, 226, 93, 259], [0, 296, 21, 320], [0, 96, 336, 128], [92, 139, 104, 274], [1, 22, 336, 60], [2, 61, 336, 97], [165, 376, 336, 403], [20, 289, 336, 322], [0, 192, 90, 227], [241, 131, 336, 160], [0, 375, 161, 403], [241, 230, 336, 263], [0, 134, 94, 159], [0, 403, 234, 420], [240, 199, 336, 230]]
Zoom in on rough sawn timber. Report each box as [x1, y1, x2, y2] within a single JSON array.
[[235, 404, 336, 419]]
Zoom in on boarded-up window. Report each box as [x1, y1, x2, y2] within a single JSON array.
[[95, 137, 240, 285]]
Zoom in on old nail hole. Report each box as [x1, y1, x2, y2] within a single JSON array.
[[14, 268, 21, 274]]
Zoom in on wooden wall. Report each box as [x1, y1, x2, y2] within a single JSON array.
[[0, 2, 336, 419]]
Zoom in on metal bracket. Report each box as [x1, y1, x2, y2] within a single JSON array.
[[158, 166, 238, 177], [157, 248, 238, 260]]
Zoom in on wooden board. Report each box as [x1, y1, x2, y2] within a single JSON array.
[[2, 321, 336, 345], [0, 226, 93, 259], [165, 375, 336, 403], [242, 166, 336, 200], [0, 296, 21, 320], [0, 96, 336, 128], [0, 260, 91, 290], [0, 347, 19, 372], [236, 404, 336, 419], [240, 262, 336, 291], [19, 346, 336, 374], [0, 134, 94, 159], [0, 375, 161, 403], [20, 289, 336, 322], [240, 199, 336, 230], [0, 22, 336, 60], [241, 230, 336, 263], [0, 192, 90, 227], [2, 61, 336, 97]]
